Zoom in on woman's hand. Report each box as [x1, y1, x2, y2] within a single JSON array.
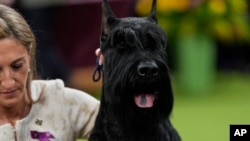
[[95, 48, 104, 65]]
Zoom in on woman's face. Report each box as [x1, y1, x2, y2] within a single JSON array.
[[0, 38, 30, 108]]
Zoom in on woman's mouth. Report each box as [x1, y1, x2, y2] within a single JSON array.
[[0, 89, 18, 95]]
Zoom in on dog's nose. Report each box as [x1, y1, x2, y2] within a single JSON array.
[[137, 61, 159, 78]]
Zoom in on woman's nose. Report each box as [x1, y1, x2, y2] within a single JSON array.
[[1, 70, 15, 89]]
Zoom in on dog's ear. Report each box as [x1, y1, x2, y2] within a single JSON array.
[[147, 0, 158, 24], [101, 0, 118, 42]]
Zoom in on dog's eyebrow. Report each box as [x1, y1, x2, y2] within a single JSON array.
[[124, 28, 144, 49], [144, 26, 167, 47]]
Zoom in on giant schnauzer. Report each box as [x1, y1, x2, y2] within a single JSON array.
[[90, 0, 181, 140]]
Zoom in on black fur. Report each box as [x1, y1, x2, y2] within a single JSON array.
[[89, 0, 181, 140]]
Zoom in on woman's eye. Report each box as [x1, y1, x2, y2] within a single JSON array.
[[12, 64, 23, 70]]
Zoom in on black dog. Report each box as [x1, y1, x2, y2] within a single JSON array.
[[90, 0, 181, 140]]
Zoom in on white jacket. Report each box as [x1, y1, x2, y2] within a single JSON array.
[[0, 79, 100, 141]]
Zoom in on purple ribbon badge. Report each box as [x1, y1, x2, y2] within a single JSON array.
[[30, 130, 55, 141]]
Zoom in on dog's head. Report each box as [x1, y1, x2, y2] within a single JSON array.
[[99, 0, 174, 117]]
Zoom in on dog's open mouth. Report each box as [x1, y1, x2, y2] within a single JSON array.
[[134, 93, 156, 108]]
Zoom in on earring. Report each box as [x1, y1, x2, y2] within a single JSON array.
[[28, 68, 31, 72]]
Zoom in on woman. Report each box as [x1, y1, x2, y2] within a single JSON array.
[[0, 4, 99, 140]]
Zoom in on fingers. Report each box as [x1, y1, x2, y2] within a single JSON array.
[[95, 48, 101, 56], [95, 48, 104, 65]]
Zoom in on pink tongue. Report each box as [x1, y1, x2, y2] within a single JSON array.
[[134, 94, 155, 108]]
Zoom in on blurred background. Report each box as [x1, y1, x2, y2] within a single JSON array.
[[2, 0, 250, 140]]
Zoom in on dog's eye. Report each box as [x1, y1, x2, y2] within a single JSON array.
[[142, 40, 156, 50], [143, 34, 158, 50], [116, 41, 127, 49]]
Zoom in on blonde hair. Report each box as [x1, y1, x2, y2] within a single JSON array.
[[0, 4, 38, 95]]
